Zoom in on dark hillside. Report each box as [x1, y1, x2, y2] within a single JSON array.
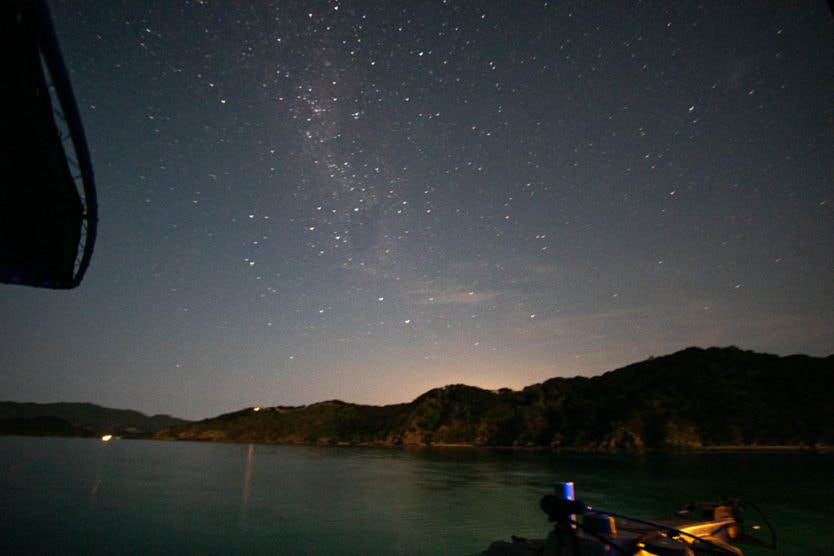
[[0, 402, 188, 438], [156, 347, 834, 450]]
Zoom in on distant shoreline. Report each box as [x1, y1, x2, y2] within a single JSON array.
[[2, 434, 832, 454], [6, 347, 834, 449], [154, 436, 834, 453], [683, 443, 833, 453]]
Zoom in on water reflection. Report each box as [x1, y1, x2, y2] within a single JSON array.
[[240, 443, 255, 520], [1, 438, 828, 555], [90, 440, 108, 497]]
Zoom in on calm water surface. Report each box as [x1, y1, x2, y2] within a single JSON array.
[[1, 436, 831, 555]]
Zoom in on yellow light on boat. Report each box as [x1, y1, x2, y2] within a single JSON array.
[[101, 434, 113, 442]]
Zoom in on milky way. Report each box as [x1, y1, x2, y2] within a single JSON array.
[[1, 1, 832, 419]]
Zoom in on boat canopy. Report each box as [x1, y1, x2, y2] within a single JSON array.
[[0, 0, 97, 289]]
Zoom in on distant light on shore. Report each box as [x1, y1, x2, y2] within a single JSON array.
[[101, 434, 113, 442]]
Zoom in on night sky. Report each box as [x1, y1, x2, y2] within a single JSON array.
[[2, 1, 832, 420]]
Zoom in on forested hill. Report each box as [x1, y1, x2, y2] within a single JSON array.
[[155, 347, 834, 450], [0, 402, 187, 438]]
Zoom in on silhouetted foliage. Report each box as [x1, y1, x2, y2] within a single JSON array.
[[0, 402, 188, 438], [155, 347, 834, 450]]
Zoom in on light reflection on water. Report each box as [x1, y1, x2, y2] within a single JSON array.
[[1, 437, 831, 555], [240, 442, 254, 521]]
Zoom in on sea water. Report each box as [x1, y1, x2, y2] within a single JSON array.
[[1, 436, 831, 555]]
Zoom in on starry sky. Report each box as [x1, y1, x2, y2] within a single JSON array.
[[2, 1, 832, 420]]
